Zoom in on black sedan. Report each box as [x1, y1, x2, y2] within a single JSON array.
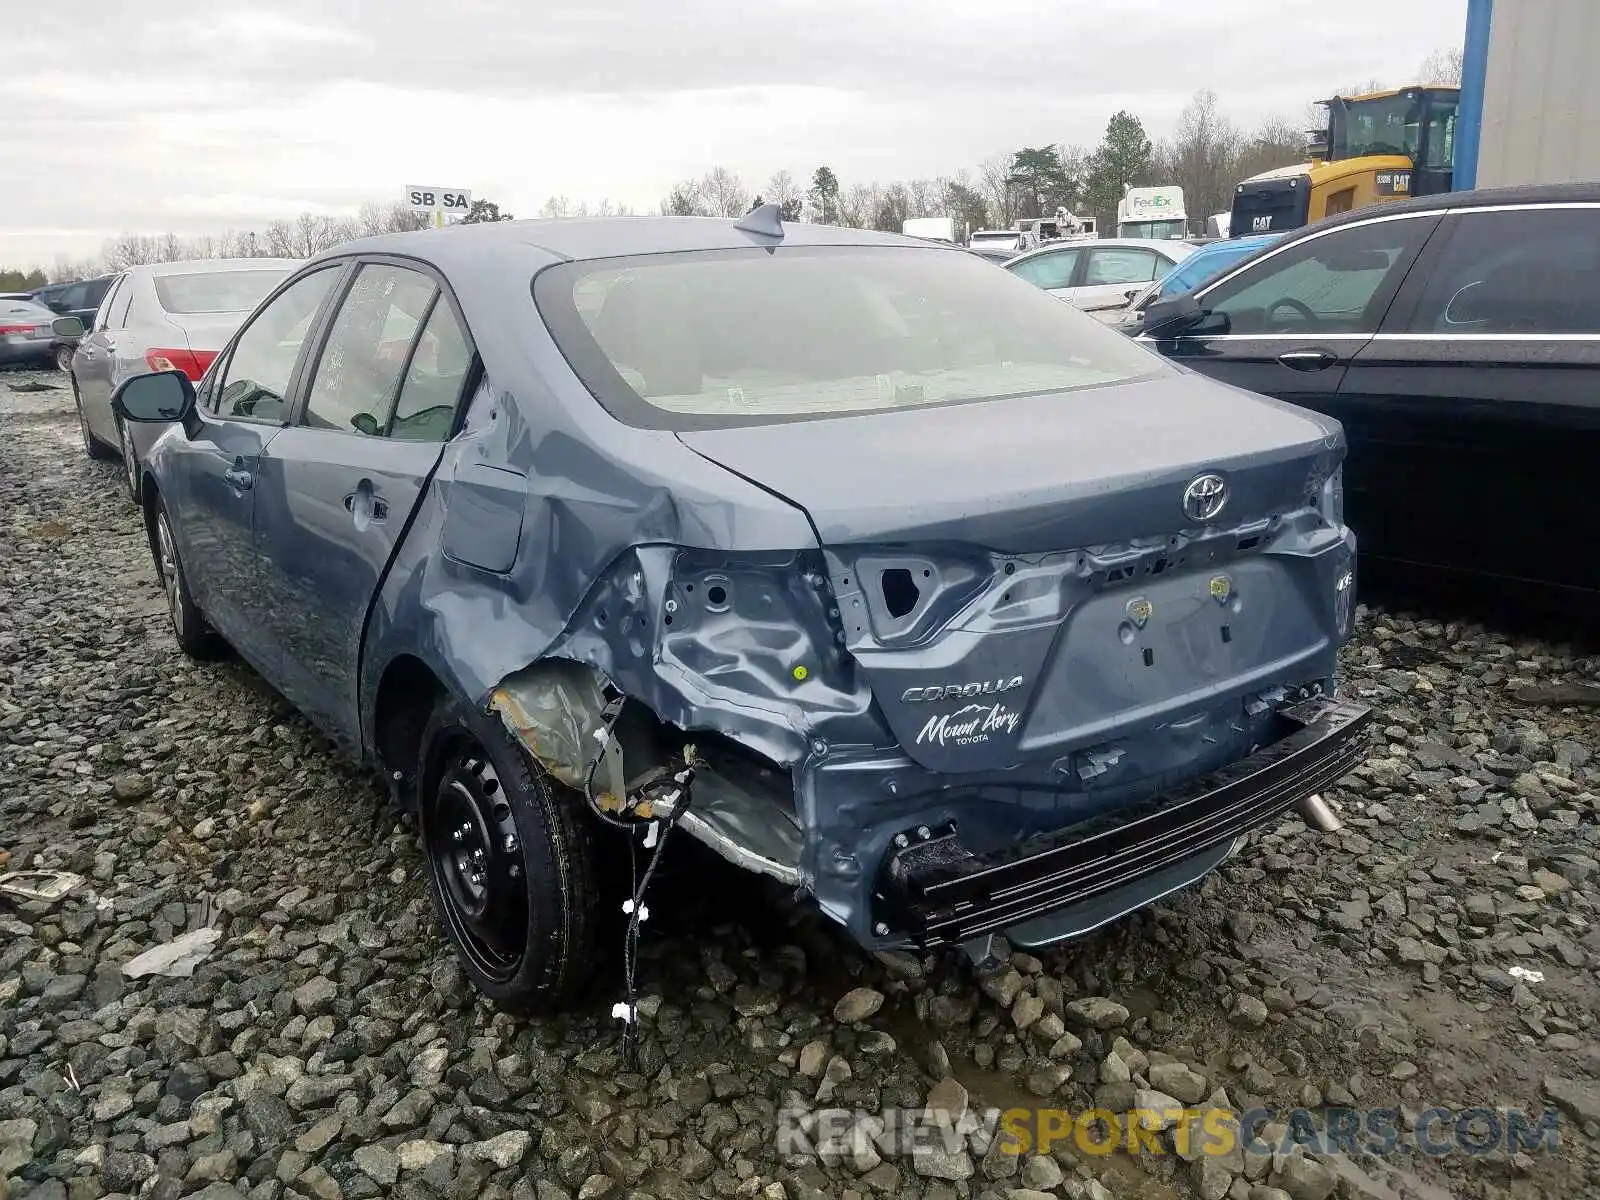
[[1138, 182, 1600, 639]]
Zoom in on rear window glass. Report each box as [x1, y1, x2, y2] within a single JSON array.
[[154, 269, 291, 314], [535, 245, 1168, 430]]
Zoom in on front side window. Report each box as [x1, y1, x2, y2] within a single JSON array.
[[1197, 216, 1434, 335], [1008, 248, 1081, 290], [303, 264, 439, 436], [213, 268, 340, 421], [1085, 248, 1161, 286], [1406, 208, 1600, 334], [1331, 93, 1418, 159], [537, 245, 1170, 430]]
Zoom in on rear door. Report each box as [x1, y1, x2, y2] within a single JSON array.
[[251, 259, 477, 748], [1143, 211, 1442, 410], [1335, 203, 1600, 611]]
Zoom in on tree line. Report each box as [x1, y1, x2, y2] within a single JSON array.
[[4, 53, 1461, 286]]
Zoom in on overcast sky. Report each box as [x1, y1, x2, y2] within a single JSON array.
[[4, 0, 1465, 267]]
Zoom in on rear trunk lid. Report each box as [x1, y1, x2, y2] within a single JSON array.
[[677, 373, 1350, 773]]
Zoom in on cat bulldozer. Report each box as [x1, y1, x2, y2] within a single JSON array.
[[1229, 84, 1459, 238]]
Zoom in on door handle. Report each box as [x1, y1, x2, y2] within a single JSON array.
[[225, 456, 253, 491], [344, 488, 388, 523], [1276, 350, 1338, 372]]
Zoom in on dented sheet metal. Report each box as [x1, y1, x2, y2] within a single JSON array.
[[330, 221, 1365, 952], [489, 659, 625, 808]]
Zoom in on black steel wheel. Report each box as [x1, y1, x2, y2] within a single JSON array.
[[428, 750, 529, 983], [419, 693, 603, 1012]]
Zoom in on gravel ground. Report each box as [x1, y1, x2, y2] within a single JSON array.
[[3, 365, 1598, 1200]]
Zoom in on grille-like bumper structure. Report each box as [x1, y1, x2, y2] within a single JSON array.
[[875, 696, 1372, 945]]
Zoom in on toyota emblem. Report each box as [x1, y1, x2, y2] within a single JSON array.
[[1182, 473, 1228, 523]]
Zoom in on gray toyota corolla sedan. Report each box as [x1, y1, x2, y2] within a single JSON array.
[[112, 208, 1371, 1013]]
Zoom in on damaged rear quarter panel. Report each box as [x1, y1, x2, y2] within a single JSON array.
[[357, 246, 825, 775]]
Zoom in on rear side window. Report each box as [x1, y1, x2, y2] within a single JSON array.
[[1198, 216, 1435, 335], [154, 269, 291, 314], [1404, 208, 1600, 334], [536, 245, 1169, 430]]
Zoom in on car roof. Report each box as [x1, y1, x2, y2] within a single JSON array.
[[1005, 237, 1197, 267], [132, 258, 301, 277], [311, 217, 942, 275], [1277, 181, 1600, 239]]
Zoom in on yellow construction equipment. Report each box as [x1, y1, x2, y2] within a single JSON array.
[[1228, 85, 1460, 237]]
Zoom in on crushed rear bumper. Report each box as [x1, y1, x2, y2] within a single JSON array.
[[873, 696, 1372, 946]]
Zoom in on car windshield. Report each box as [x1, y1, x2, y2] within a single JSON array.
[[1158, 242, 1265, 296], [153, 269, 291, 314], [536, 245, 1170, 429]]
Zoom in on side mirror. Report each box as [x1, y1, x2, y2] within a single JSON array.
[[112, 369, 195, 424], [52, 316, 85, 339], [1142, 293, 1207, 337]]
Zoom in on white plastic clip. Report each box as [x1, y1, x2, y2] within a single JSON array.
[[622, 899, 649, 922], [611, 1001, 636, 1023], [643, 821, 660, 849]]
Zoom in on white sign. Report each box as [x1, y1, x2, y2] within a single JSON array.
[[406, 186, 472, 213], [1123, 187, 1185, 220]]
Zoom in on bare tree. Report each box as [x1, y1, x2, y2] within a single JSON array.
[[1235, 115, 1312, 183], [700, 167, 750, 218], [978, 154, 1014, 226], [660, 179, 708, 216], [1160, 90, 1242, 230], [540, 196, 574, 218], [837, 183, 879, 229], [1419, 45, 1464, 85]]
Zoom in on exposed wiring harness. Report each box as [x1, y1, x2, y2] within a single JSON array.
[[581, 692, 698, 1065]]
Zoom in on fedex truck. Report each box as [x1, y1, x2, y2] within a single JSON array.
[[1116, 186, 1188, 239]]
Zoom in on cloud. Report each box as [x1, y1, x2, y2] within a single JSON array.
[[3, 0, 1466, 265]]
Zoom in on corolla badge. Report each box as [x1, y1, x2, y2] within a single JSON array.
[[901, 676, 1024, 704], [1182, 473, 1228, 523]]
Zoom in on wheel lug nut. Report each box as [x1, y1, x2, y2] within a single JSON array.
[[452, 829, 463, 842], [504, 835, 518, 852]]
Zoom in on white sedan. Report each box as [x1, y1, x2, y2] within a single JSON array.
[[1003, 237, 1197, 312]]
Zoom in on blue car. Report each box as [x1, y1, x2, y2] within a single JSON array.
[[112, 208, 1368, 1012], [1103, 232, 1282, 333]]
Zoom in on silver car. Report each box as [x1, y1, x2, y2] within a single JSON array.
[[70, 258, 299, 498], [1004, 237, 1196, 312], [0, 298, 67, 369]]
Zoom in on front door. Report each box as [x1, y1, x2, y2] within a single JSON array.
[[1073, 245, 1166, 312], [164, 266, 346, 671], [72, 274, 128, 445], [1336, 206, 1600, 616], [251, 261, 477, 748], [1143, 212, 1442, 412]]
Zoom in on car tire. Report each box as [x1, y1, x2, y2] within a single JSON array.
[[419, 691, 604, 1014], [152, 497, 224, 659], [73, 378, 116, 462], [118, 418, 140, 505], [55, 345, 74, 373]]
